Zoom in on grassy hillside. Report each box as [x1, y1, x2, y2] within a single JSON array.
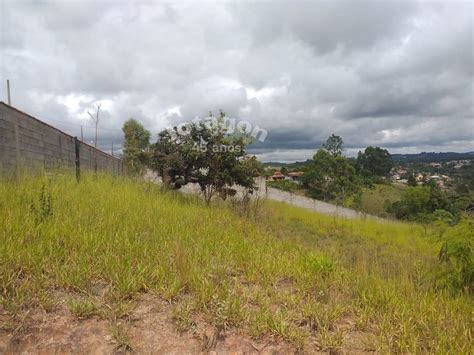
[[358, 183, 406, 216], [0, 173, 472, 352]]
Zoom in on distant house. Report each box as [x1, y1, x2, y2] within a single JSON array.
[[391, 167, 407, 180], [287, 171, 304, 182], [415, 173, 425, 182], [270, 171, 285, 181], [429, 175, 449, 188]]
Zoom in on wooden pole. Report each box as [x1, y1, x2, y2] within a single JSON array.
[[74, 137, 80, 182], [111, 141, 114, 156], [80, 126, 83, 141]]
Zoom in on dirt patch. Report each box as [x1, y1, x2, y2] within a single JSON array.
[[126, 294, 296, 354], [0, 293, 374, 354], [0, 306, 114, 354], [0, 294, 297, 354]]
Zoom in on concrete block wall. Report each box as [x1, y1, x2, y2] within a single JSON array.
[[0, 102, 124, 175]]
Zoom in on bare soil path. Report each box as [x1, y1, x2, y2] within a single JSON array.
[[0, 294, 322, 354]]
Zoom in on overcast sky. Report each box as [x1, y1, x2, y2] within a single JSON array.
[[1, 0, 473, 161]]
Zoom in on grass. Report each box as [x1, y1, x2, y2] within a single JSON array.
[[358, 183, 406, 216], [0, 172, 472, 352], [110, 323, 133, 352], [67, 298, 97, 319]]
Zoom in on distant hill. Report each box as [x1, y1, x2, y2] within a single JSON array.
[[391, 151, 474, 163], [263, 159, 312, 169], [263, 151, 474, 166]]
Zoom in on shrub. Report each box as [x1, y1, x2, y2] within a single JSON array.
[[30, 183, 53, 224], [436, 217, 474, 293]]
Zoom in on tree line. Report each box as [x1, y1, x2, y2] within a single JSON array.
[[300, 134, 472, 223], [122, 116, 472, 222], [300, 134, 393, 203]]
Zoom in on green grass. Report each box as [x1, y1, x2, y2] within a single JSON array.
[[67, 298, 98, 319], [0, 172, 472, 352], [110, 323, 133, 352], [358, 183, 406, 216]]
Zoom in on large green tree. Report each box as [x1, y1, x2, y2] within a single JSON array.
[[302, 149, 360, 202], [150, 111, 259, 203], [357, 146, 393, 177], [122, 119, 151, 175]]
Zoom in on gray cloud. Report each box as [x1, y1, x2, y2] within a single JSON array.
[[0, 0, 472, 160]]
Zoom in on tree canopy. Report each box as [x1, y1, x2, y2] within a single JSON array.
[[357, 146, 393, 177], [150, 111, 261, 202], [323, 134, 344, 157], [302, 149, 360, 202], [407, 173, 418, 186], [122, 118, 151, 175]]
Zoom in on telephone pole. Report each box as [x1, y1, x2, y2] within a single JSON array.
[[80, 126, 84, 141]]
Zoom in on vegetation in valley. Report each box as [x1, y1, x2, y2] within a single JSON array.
[[1, 172, 472, 352], [267, 134, 473, 223], [122, 118, 473, 224], [294, 135, 393, 206], [387, 180, 473, 223]]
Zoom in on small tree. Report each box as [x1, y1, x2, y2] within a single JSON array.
[[88, 103, 102, 149], [122, 118, 151, 175], [387, 186, 430, 220], [323, 134, 344, 157], [150, 111, 259, 203], [407, 173, 417, 187], [88, 103, 101, 172]]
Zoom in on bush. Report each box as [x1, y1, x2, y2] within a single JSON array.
[[387, 185, 450, 222], [387, 186, 431, 220], [436, 217, 474, 293]]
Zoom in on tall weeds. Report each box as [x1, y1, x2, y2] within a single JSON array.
[[0, 172, 472, 352]]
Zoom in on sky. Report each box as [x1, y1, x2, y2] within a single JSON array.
[[1, 0, 473, 162]]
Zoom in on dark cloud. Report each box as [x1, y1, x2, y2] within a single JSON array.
[[0, 0, 472, 161], [233, 1, 418, 54]]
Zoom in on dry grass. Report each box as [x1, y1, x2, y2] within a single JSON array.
[[0, 172, 472, 352]]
